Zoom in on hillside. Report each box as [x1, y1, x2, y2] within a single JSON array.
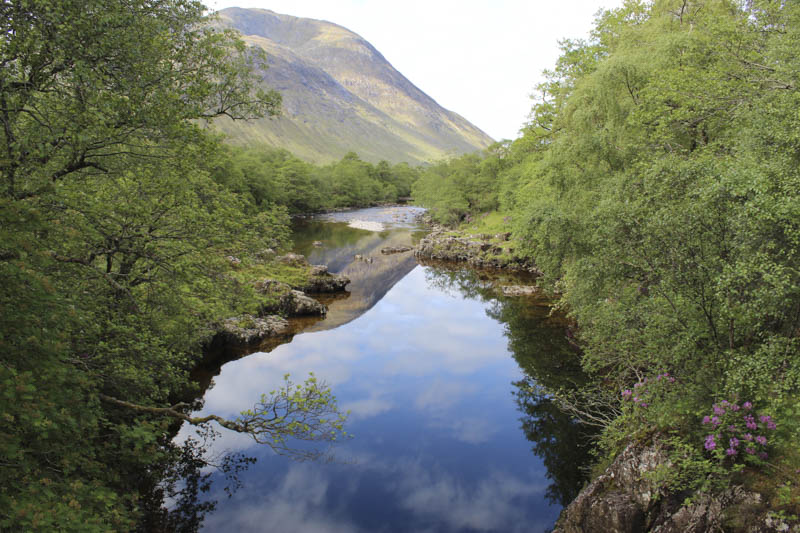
[[213, 8, 494, 164]]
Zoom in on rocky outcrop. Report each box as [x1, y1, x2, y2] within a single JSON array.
[[219, 315, 290, 344], [298, 264, 351, 293], [553, 439, 770, 533], [414, 226, 539, 273], [280, 290, 327, 316]]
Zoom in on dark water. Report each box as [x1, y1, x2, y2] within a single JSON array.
[[182, 206, 593, 533]]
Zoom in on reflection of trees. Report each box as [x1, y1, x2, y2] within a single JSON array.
[[488, 293, 600, 507], [138, 426, 255, 533], [423, 264, 599, 507], [513, 380, 597, 506]]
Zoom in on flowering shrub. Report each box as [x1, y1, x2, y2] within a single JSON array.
[[621, 372, 677, 409], [701, 399, 776, 463]]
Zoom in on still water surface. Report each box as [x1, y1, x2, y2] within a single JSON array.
[[188, 206, 590, 532]]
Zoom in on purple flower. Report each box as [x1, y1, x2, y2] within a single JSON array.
[[711, 416, 721, 427], [744, 415, 757, 430], [729, 437, 739, 449], [745, 447, 756, 455], [728, 425, 737, 432], [640, 403, 648, 408], [742, 401, 753, 410], [622, 389, 632, 398], [743, 433, 753, 441], [730, 404, 740, 412], [766, 420, 777, 430], [702, 416, 711, 425], [713, 405, 725, 416], [634, 382, 643, 388], [759, 452, 768, 460], [668, 377, 676, 383], [704, 434, 717, 450], [726, 448, 738, 456], [755, 435, 767, 445]]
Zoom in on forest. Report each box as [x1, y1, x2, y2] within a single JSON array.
[[414, 0, 800, 515]]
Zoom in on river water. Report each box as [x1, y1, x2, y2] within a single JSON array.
[[184, 206, 593, 533]]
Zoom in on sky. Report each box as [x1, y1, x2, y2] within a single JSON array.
[[205, 0, 625, 141]]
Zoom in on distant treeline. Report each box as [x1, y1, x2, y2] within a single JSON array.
[[414, 0, 800, 508], [213, 147, 419, 214]]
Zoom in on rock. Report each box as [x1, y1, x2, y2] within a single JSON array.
[[255, 248, 275, 261], [226, 255, 242, 266], [553, 439, 767, 533], [277, 252, 307, 266], [298, 265, 350, 293], [380, 246, 412, 254], [414, 230, 537, 273], [280, 290, 327, 316], [312, 241, 323, 247], [253, 279, 291, 296], [220, 314, 289, 344], [501, 285, 538, 296], [495, 232, 512, 241], [310, 265, 329, 276]]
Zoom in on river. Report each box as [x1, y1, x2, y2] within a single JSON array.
[[180, 205, 594, 533]]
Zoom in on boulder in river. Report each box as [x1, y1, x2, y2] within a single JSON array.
[[280, 290, 327, 316], [298, 265, 350, 293]]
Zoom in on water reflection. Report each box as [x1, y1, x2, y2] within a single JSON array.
[[422, 265, 598, 506], [182, 207, 594, 532]]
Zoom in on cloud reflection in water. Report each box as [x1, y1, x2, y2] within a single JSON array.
[[192, 266, 562, 531]]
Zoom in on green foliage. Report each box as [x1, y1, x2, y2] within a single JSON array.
[[410, 0, 800, 504], [210, 146, 421, 214], [0, 0, 355, 530]]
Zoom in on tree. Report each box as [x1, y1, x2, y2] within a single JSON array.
[[0, 1, 352, 530]]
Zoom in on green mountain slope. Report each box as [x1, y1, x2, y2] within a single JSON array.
[[214, 8, 494, 164]]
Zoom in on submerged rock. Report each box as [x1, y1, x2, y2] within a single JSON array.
[[380, 246, 412, 254], [500, 285, 538, 296]]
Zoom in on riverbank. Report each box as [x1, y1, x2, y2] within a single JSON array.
[[413, 213, 539, 273]]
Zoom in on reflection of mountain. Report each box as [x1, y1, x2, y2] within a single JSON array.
[[304, 229, 418, 332]]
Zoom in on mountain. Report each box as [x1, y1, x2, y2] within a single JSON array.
[[213, 8, 494, 164]]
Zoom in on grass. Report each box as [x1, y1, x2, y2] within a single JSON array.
[[460, 211, 513, 235]]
